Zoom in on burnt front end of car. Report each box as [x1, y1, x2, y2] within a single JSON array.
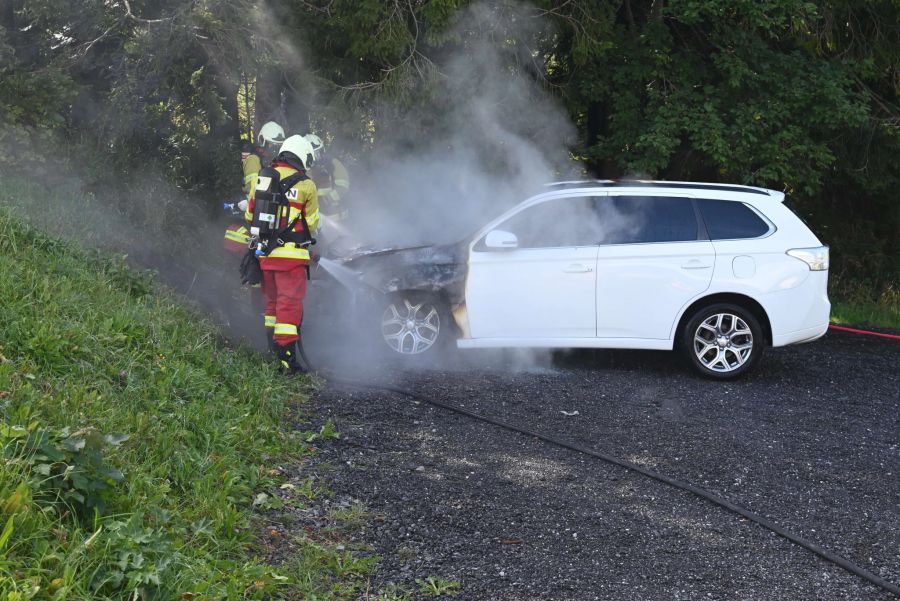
[[337, 242, 469, 305]]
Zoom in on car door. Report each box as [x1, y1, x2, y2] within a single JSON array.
[[593, 194, 715, 340], [466, 195, 601, 340]]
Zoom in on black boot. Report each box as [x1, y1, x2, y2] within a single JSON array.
[[276, 344, 306, 374], [266, 330, 277, 354]]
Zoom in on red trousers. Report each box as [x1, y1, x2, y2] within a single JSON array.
[[261, 264, 308, 346]]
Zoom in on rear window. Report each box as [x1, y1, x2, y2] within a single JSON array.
[[599, 196, 698, 244], [697, 199, 770, 240]]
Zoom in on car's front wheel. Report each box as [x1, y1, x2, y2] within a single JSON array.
[[378, 292, 450, 356], [682, 303, 764, 379]]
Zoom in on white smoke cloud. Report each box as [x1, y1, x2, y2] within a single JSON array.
[[335, 1, 582, 248]]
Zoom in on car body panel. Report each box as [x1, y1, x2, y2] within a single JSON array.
[[457, 336, 673, 350], [466, 245, 600, 339], [595, 239, 716, 339]]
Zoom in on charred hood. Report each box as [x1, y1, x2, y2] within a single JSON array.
[[338, 241, 468, 302]]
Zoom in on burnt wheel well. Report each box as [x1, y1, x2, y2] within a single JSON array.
[[675, 293, 772, 346]]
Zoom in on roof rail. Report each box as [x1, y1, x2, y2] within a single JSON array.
[[544, 180, 773, 196]]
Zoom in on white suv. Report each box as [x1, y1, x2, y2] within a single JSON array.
[[342, 180, 831, 379]]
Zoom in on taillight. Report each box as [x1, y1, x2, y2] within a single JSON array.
[[787, 246, 829, 271]]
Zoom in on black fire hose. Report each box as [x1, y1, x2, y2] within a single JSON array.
[[319, 372, 900, 598]]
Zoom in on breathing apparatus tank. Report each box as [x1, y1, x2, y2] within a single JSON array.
[[249, 166, 314, 256], [250, 166, 285, 244]]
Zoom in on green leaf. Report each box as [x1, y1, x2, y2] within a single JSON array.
[[61, 436, 86, 452], [0, 424, 27, 439], [0, 515, 14, 551], [103, 433, 130, 446]]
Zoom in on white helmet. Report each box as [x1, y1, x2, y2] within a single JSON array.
[[277, 134, 315, 169], [305, 133, 324, 162], [257, 121, 285, 148]]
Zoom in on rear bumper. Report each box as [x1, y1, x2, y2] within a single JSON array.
[[766, 271, 830, 347], [773, 322, 829, 346]]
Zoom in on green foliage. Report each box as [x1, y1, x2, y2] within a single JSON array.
[[1, 425, 127, 515], [416, 575, 461, 597], [0, 211, 368, 599], [305, 420, 342, 443], [830, 281, 900, 328]]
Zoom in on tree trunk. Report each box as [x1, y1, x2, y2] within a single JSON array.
[[254, 67, 285, 137]]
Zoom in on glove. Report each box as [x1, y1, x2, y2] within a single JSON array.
[[309, 250, 321, 263], [237, 198, 249, 212]]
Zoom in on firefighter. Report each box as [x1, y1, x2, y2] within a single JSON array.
[[224, 122, 286, 254], [246, 134, 319, 373], [246, 121, 286, 192], [305, 133, 350, 221]]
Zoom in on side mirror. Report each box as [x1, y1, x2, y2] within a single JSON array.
[[484, 229, 518, 250]]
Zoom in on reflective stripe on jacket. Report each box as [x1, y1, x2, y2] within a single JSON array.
[[223, 224, 250, 254]]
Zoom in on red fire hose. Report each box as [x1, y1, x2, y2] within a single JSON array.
[[829, 323, 900, 341]]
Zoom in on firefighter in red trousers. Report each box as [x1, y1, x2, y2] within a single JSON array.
[[246, 134, 319, 373]]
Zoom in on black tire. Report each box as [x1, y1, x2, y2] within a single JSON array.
[[681, 302, 765, 380], [374, 291, 454, 358]]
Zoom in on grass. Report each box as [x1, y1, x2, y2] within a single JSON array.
[[0, 212, 375, 599], [830, 279, 900, 329]]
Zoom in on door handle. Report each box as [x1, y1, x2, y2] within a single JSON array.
[[681, 260, 712, 270], [563, 264, 593, 273]]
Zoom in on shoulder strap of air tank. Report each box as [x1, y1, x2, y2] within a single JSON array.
[[278, 171, 308, 193]]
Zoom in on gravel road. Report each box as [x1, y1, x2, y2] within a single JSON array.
[[298, 321, 900, 600]]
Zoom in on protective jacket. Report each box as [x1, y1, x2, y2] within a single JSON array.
[[245, 161, 320, 268], [313, 157, 350, 219], [242, 151, 263, 195]]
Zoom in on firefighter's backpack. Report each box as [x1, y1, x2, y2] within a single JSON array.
[[249, 166, 314, 255]]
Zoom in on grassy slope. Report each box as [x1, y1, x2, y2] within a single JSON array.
[[0, 212, 361, 599]]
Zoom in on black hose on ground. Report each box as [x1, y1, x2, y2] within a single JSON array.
[[323, 374, 900, 598]]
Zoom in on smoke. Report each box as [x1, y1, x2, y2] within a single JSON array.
[[298, 1, 587, 373], [335, 1, 581, 248], [0, 123, 269, 351], [0, 0, 592, 373]]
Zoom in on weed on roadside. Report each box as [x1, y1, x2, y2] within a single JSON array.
[[416, 575, 461, 597]]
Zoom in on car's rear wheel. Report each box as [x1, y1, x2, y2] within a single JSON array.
[[378, 292, 450, 356], [682, 303, 764, 379]]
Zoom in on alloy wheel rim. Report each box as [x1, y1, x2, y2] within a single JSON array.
[[693, 313, 754, 373], [381, 299, 441, 354]]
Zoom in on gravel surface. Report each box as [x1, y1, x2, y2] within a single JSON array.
[[297, 321, 900, 600]]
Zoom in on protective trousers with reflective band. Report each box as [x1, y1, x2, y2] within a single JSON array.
[[262, 264, 307, 346]]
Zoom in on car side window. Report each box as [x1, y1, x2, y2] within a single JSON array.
[[697, 198, 770, 239], [494, 196, 603, 249], [597, 196, 698, 244]]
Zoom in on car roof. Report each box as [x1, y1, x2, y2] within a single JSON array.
[[544, 180, 779, 198]]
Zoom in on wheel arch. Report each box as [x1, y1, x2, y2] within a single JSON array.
[[674, 293, 772, 347]]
